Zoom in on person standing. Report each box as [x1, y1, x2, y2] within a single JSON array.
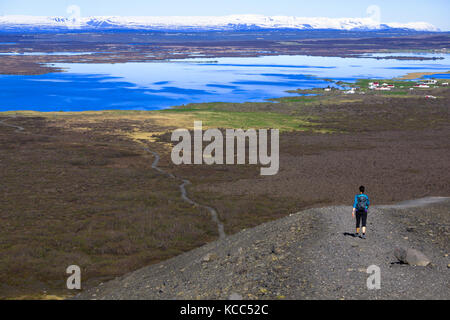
[[352, 186, 370, 239]]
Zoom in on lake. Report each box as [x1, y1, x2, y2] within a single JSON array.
[[1, 53, 449, 112]]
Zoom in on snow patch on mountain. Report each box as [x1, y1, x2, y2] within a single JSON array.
[[0, 14, 439, 32]]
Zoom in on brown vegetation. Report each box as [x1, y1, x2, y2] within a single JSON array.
[[0, 85, 449, 298]]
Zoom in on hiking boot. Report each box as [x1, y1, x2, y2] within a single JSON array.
[[354, 232, 359, 237], [361, 234, 366, 239]]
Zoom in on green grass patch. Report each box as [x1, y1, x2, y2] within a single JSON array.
[[164, 109, 314, 131]]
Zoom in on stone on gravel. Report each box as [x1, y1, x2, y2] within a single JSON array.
[[201, 253, 218, 263], [394, 247, 431, 266], [228, 292, 243, 300]]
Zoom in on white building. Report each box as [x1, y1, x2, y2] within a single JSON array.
[[344, 88, 356, 94], [421, 79, 437, 85]]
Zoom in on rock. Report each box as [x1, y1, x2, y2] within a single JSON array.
[[394, 247, 431, 266], [394, 247, 408, 262], [201, 253, 218, 263], [228, 292, 243, 300]]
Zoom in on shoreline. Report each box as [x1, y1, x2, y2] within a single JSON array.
[[1, 72, 449, 114], [0, 32, 449, 76], [0, 53, 449, 76], [396, 70, 450, 80]]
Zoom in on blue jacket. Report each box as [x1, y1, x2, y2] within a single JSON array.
[[353, 194, 370, 210]]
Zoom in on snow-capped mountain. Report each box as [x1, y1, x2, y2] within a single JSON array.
[[0, 14, 439, 32]]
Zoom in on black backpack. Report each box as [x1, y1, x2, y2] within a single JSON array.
[[356, 195, 368, 212]]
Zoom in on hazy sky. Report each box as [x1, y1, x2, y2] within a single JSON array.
[[1, 0, 449, 30]]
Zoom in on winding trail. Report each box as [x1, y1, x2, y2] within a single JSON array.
[[144, 147, 226, 240], [0, 116, 25, 132], [0, 116, 226, 239]]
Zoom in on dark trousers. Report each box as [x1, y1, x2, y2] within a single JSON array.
[[355, 210, 367, 228]]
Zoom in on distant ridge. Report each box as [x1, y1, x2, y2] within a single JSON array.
[[0, 14, 440, 32]]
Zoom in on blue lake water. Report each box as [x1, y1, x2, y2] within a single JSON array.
[[1, 53, 449, 112], [0, 52, 97, 55]]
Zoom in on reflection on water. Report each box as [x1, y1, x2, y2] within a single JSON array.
[[0, 53, 449, 112], [0, 52, 97, 55]]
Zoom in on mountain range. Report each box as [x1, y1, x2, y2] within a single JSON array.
[[0, 14, 440, 32]]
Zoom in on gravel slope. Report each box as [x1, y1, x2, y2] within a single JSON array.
[[75, 198, 449, 300]]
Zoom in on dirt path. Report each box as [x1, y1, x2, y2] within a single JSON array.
[[379, 196, 450, 209], [74, 197, 449, 300], [0, 116, 25, 132], [0, 116, 226, 240], [292, 198, 449, 299], [144, 147, 226, 240]]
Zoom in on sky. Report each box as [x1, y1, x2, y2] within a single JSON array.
[[0, 0, 449, 30]]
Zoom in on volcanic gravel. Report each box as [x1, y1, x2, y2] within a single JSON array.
[[75, 198, 449, 300]]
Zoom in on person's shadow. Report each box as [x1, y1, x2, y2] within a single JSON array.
[[343, 232, 358, 238]]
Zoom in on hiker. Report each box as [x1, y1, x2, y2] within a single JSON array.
[[352, 185, 370, 239]]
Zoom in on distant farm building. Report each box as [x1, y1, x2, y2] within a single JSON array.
[[368, 81, 394, 90], [344, 88, 356, 94], [420, 79, 437, 85]]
